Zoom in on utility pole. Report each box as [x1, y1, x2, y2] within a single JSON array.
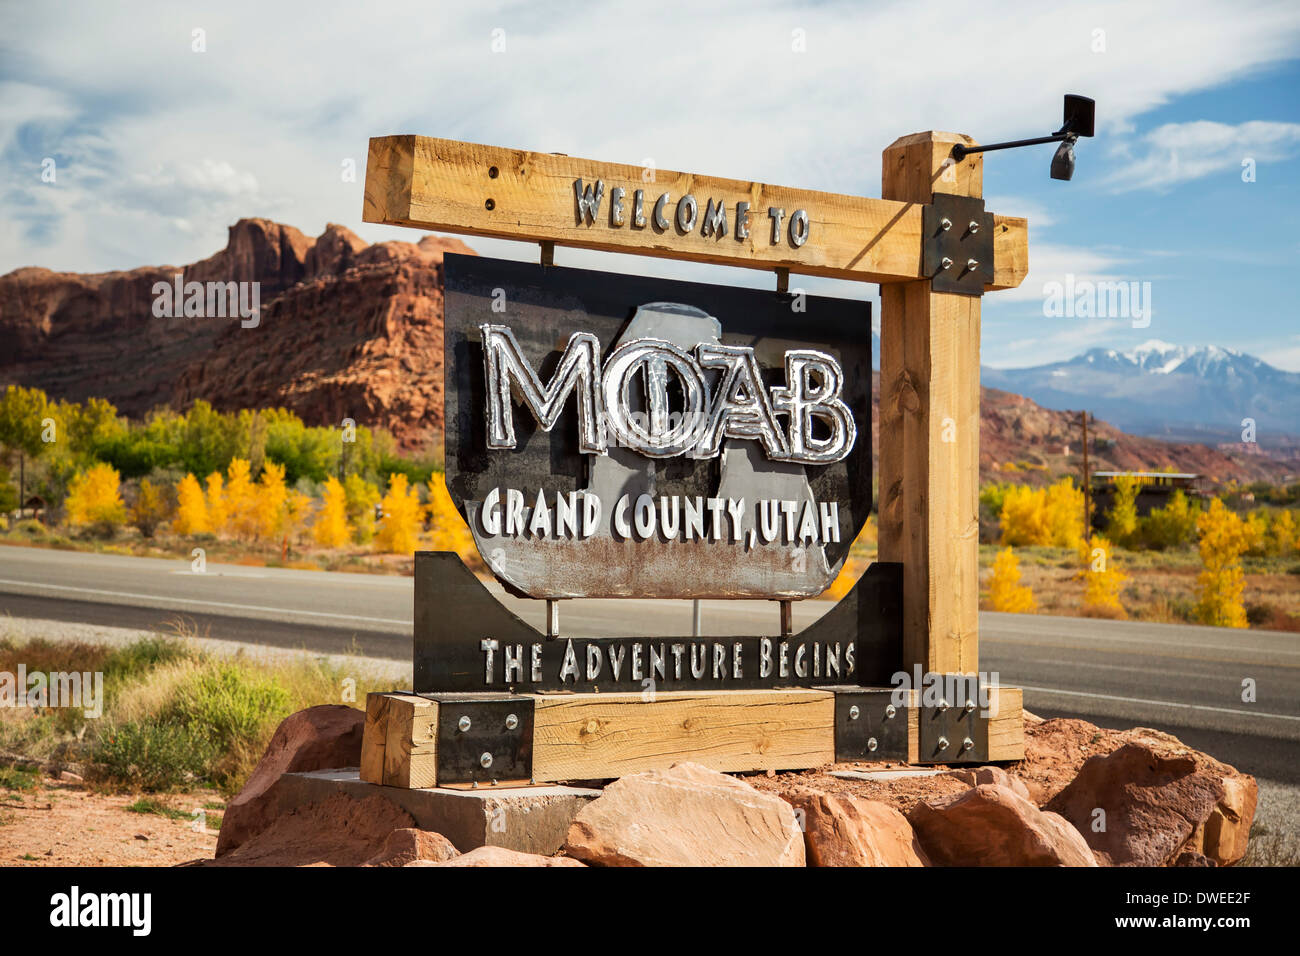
[[1079, 411, 1092, 541]]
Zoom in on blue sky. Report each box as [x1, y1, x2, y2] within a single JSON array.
[[3, 0, 1299, 369]]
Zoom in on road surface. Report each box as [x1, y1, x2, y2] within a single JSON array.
[[1, 544, 1296, 783]]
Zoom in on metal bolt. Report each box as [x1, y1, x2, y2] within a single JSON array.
[[962, 737, 974, 752], [964, 700, 976, 713], [937, 736, 950, 751], [457, 715, 471, 733], [938, 699, 949, 712], [940, 217, 952, 231], [479, 752, 493, 768], [867, 737, 878, 752], [941, 257, 953, 270], [848, 705, 860, 720], [968, 220, 979, 233], [505, 713, 519, 730], [885, 704, 896, 719], [966, 258, 979, 271]]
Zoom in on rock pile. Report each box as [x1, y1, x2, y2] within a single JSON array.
[[213, 708, 1257, 867]]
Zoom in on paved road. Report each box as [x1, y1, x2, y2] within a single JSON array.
[[1, 544, 1296, 783]]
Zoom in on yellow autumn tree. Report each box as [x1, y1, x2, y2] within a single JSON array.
[[426, 473, 476, 559], [344, 474, 380, 544], [823, 517, 876, 601], [1272, 509, 1298, 557], [1241, 509, 1269, 558], [312, 476, 351, 548], [1141, 489, 1198, 550], [64, 463, 126, 536], [999, 479, 1082, 548], [252, 461, 289, 541], [1105, 474, 1142, 547], [999, 484, 1049, 546], [987, 547, 1037, 613], [128, 478, 171, 539], [205, 472, 228, 535], [286, 489, 312, 540], [1080, 535, 1128, 618], [374, 473, 422, 554], [1044, 478, 1085, 550], [172, 473, 210, 534], [225, 458, 257, 540], [1194, 498, 1249, 628]]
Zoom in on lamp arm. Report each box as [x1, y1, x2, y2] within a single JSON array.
[[952, 133, 1071, 160]]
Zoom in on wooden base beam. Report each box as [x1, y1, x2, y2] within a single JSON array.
[[362, 685, 1024, 789]]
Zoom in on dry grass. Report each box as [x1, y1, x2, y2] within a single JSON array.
[[0, 623, 393, 796], [975, 543, 1300, 629]]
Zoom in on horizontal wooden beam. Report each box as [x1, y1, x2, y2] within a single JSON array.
[[531, 689, 834, 781], [363, 135, 1028, 290], [362, 685, 1024, 788]]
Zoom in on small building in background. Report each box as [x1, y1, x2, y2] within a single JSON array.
[[1089, 471, 1204, 529]]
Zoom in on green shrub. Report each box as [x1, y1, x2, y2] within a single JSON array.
[[101, 637, 190, 685], [125, 797, 191, 820], [87, 721, 216, 792], [0, 766, 41, 791], [163, 662, 290, 757]]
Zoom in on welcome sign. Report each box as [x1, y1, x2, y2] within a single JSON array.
[[442, 254, 873, 600], [366, 131, 1027, 772]]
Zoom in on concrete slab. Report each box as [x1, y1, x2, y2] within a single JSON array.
[[272, 769, 601, 855]]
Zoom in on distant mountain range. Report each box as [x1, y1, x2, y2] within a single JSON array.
[[2, 222, 1294, 482], [981, 341, 1300, 449]]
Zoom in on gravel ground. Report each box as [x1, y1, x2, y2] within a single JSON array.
[[1245, 778, 1300, 866]]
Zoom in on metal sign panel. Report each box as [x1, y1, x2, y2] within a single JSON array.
[[443, 254, 873, 600], [412, 551, 902, 694]]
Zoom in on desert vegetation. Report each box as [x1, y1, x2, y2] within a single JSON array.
[[0, 627, 387, 795], [0, 385, 478, 572]]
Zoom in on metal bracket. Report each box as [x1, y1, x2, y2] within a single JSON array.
[[921, 194, 994, 296], [426, 695, 535, 786], [916, 675, 988, 763], [827, 687, 908, 762]]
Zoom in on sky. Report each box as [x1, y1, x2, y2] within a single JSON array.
[[3, 0, 1299, 370]]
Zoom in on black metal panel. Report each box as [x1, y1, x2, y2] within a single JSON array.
[[921, 195, 994, 296], [442, 253, 874, 599], [916, 675, 988, 763], [828, 687, 908, 761], [429, 695, 534, 786], [412, 551, 903, 694]]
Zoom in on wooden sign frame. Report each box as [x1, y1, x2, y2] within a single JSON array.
[[361, 129, 1029, 778]]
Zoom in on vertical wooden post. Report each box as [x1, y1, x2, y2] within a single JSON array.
[[879, 131, 983, 676]]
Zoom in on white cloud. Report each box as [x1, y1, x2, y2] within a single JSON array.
[[1105, 119, 1300, 192], [988, 318, 1130, 368], [991, 241, 1131, 304], [1, 0, 1300, 276]]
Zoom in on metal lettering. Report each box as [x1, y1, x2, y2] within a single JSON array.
[[701, 198, 727, 238], [574, 178, 605, 224], [609, 186, 625, 226], [676, 194, 698, 232], [789, 209, 810, 247], [770, 349, 857, 464], [480, 324, 605, 454], [695, 343, 789, 460], [653, 192, 671, 229]]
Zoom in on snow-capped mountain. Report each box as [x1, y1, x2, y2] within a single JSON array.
[[982, 341, 1300, 444]]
